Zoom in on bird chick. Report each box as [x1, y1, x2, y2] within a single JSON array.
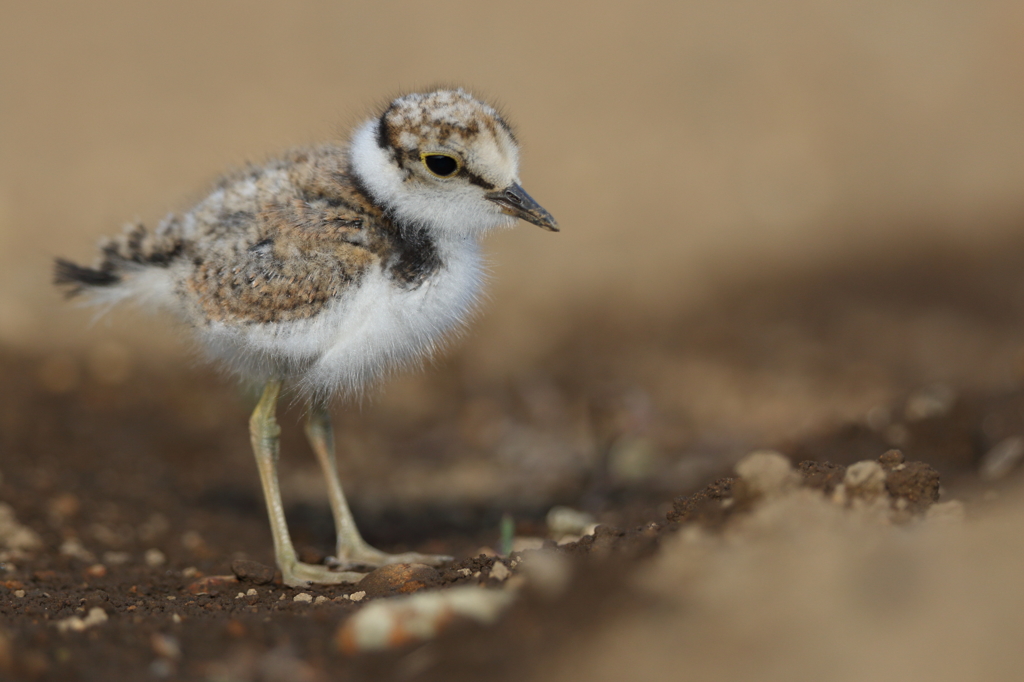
[[55, 88, 557, 585]]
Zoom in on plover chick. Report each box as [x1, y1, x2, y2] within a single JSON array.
[[55, 88, 557, 586]]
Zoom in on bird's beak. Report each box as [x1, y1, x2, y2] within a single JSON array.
[[486, 183, 559, 232]]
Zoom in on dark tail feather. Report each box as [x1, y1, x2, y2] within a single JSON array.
[[54, 258, 121, 297]]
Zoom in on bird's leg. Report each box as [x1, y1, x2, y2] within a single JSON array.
[[304, 404, 453, 569], [249, 380, 365, 586]]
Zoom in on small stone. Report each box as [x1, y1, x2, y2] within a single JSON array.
[[349, 591, 366, 602], [358, 563, 439, 598], [144, 548, 167, 567], [235, 592, 246, 600], [293, 592, 313, 603], [489, 562, 511, 581], [336, 586, 516, 653], [181, 531, 205, 552], [85, 564, 107, 578], [314, 595, 329, 605], [735, 451, 798, 497], [186, 575, 238, 595], [55, 607, 108, 633], [181, 566, 200, 578], [843, 461, 887, 499], [885, 461, 941, 512], [878, 449, 905, 469], [546, 506, 597, 537], [231, 559, 277, 585], [457, 568, 472, 577], [150, 632, 181, 660], [171, 614, 182, 624], [246, 588, 257, 597], [59, 538, 95, 563], [103, 551, 130, 566], [14, 590, 25, 598]]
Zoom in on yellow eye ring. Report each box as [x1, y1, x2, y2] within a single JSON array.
[[420, 152, 462, 178]]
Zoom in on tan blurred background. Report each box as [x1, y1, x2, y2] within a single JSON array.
[[2, 0, 1024, 446]]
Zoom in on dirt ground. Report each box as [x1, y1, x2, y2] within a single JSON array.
[[3, 235, 1024, 681]]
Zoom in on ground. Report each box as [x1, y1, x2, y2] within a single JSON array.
[[3, 236, 1024, 681]]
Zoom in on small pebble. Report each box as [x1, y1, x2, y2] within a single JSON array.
[[489, 562, 511, 581], [235, 592, 246, 600], [546, 506, 596, 537], [349, 591, 366, 602], [293, 593, 313, 603], [14, 589, 25, 598], [171, 614, 182, 624], [246, 588, 257, 597], [103, 551, 130, 566], [144, 549, 166, 568], [336, 586, 516, 653], [735, 451, 798, 497], [55, 607, 108, 633], [150, 633, 181, 660], [358, 563, 439, 598], [185, 575, 238, 595], [844, 461, 887, 498], [85, 564, 107, 578], [314, 595, 329, 605]]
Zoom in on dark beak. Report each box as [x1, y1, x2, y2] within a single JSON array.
[[486, 183, 559, 232]]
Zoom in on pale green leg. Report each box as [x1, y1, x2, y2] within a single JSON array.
[[249, 381, 365, 586], [305, 405, 453, 569]]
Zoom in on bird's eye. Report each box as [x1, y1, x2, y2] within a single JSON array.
[[421, 153, 461, 178]]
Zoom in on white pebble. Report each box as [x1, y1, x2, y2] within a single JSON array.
[[735, 451, 798, 496], [293, 592, 313, 603], [349, 591, 366, 602], [489, 562, 511, 581], [144, 548, 166, 567], [844, 461, 887, 497], [55, 607, 108, 633], [246, 588, 257, 597], [336, 586, 516, 652], [314, 595, 329, 605], [546, 506, 596, 537]]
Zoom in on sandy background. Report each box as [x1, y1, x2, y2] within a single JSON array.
[[3, 0, 1023, 359]]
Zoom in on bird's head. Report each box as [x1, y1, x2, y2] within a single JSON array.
[[349, 88, 557, 237]]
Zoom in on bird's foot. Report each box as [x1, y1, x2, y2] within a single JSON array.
[[280, 559, 366, 587], [327, 546, 454, 572]]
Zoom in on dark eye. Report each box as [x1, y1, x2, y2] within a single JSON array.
[[422, 154, 460, 178]]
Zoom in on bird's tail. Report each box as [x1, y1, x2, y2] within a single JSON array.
[[54, 220, 186, 303]]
